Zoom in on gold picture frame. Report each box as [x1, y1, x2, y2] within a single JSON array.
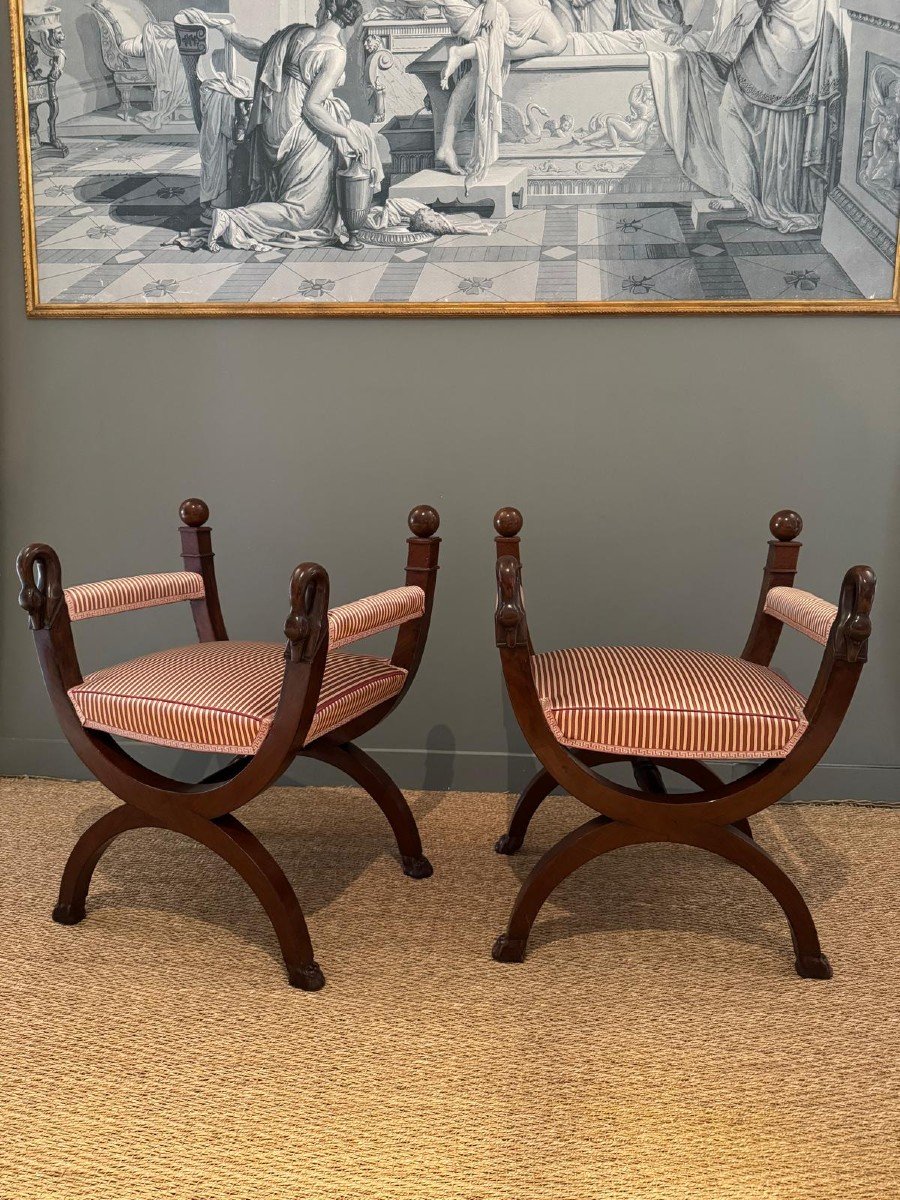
[[9, 0, 900, 318]]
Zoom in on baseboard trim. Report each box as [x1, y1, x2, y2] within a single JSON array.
[[0, 738, 897, 803]]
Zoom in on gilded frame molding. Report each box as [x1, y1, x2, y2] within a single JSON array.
[[9, 0, 900, 318]]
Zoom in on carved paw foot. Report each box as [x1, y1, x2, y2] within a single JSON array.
[[401, 854, 434, 880], [795, 953, 833, 980], [491, 934, 526, 963], [288, 961, 326, 991], [52, 901, 86, 925], [494, 832, 523, 855]]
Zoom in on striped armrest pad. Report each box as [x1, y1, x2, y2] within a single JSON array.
[[764, 586, 838, 646], [328, 586, 425, 650], [64, 572, 205, 621]]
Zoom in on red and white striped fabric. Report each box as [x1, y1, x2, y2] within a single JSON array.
[[328, 586, 425, 650], [64, 572, 205, 621], [305, 653, 406, 743], [68, 641, 407, 754], [532, 645, 808, 760], [764, 586, 837, 646]]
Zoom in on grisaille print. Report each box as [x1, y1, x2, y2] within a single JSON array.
[[9, 0, 900, 314]]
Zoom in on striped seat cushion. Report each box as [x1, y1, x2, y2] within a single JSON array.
[[764, 587, 837, 646], [68, 642, 407, 755], [532, 646, 808, 761], [65, 572, 205, 621], [328, 586, 425, 649]]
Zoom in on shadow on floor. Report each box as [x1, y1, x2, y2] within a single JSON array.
[[73, 174, 204, 232], [492, 790, 849, 962], [63, 785, 446, 971]]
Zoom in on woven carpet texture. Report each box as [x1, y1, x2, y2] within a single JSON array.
[[1, 778, 897, 1200]]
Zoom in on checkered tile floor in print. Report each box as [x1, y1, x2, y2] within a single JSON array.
[[33, 135, 863, 306]]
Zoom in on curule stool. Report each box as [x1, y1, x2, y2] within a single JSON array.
[[490, 507, 875, 979], [17, 498, 441, 991]]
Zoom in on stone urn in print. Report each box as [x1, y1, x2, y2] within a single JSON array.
[[335, 154, 374, 251]]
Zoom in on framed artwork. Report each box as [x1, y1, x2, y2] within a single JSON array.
[[9, 0, 900, 316]]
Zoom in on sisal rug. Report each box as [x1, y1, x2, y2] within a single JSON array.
[[1, 777, 897, 1200]]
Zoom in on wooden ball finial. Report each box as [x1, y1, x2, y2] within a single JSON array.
[[408, 505, 440, 538], [180, 498, 209, 528], [770, 510, 802, 542], [494, 507, 523, 538]]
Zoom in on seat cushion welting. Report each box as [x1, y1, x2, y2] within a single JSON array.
[[68, 641, 407, 754], [532, 646, 808, 761]]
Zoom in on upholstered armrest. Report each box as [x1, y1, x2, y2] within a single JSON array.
[[763, 586, 838, 646], [64, 572, 205, 621], [328, 586, 425, 650]]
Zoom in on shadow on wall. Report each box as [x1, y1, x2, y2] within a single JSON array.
[[152, 0, 230, 18], [74, 12, 109, 87], [52, 4, 230, 123], [156, 726, 462, 792], [54, 11, 117, 121], [885, 464, 900, 745], [503, 687, 537, 795], [422, 724, 455, 791]]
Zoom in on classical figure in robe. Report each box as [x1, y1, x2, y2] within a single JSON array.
[[648, 0, 844, 232], [188, 0, 382, 251], [433, 0, 569, 181], [175, 10, 253, 212], [722, 0, 843, 228]]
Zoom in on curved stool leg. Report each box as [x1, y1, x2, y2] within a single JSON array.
[[495, 750, 612, 856], [632, 759, 667, 795], [304, 741, 432, 879], [667, 765, 753, 838], [53, 804, 154, 925], [637, 759, 754, 840], [492, 818, 644, 963], [495, 766, 559, 856], [195, 812, 324, 991], [56, 800, 323, 991], [199, 756, 253, 786], [668, 761, 753, 838], [696, 824, 831, 979]]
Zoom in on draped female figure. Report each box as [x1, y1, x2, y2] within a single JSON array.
[[190, 1, 383, 251]]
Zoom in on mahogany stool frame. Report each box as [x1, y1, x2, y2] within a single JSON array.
[[490, 507, 876, 979], [17, 498, 441, 991]]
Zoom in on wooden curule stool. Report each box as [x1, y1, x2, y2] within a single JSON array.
[[17, 498, 441, 991], [490, 507, 875, 979]]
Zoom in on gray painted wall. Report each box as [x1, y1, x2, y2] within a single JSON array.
[[2, 26, 899, 799]]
